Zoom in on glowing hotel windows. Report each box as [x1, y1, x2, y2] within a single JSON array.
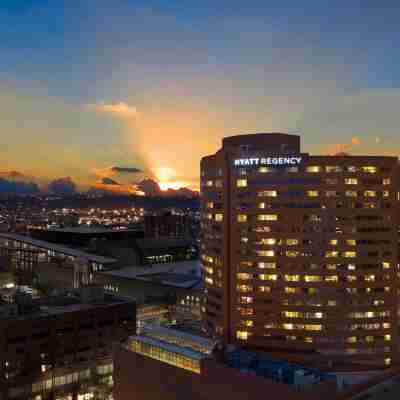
[[362, 166, 377, 173], [257, 214, 278, 221], [237, 214, 247, 222], [326, 166, 343, 172], [307, 190, 319, 197], [256, 250, 275, 257], [383, 178, 391, 185], [345, 178, 358, 185], [345, 190, 358, 197], [258, 190, 278, 197], [286, 239, 299, 246], [259, 274, 277, 281], [260, 238, 276, 245], [306, 166, 321, 173], [364, 190, 377, 197], [258, 262, 276, 269], [214, 213, 223, 222], [236, 331, 250, 340], [284, 275, 300, 282], [236, 179, 247, 187]]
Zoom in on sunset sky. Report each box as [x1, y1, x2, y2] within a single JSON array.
[[1, 1, 400, 190]]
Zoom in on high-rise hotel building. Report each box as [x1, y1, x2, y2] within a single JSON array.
[[200, 133, 399, 368]]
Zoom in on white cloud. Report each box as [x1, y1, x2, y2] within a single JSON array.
[[87, 101, 139, 118]]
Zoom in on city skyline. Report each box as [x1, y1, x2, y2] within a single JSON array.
[[1, 1, 400, 191]]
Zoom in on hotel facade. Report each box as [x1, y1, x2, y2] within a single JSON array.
[[200, 133, 399, 368]]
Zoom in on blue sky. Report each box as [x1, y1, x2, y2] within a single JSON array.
[[0, 1, 399, 188]]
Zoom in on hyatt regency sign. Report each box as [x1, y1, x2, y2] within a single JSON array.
[[234, 156, 302, 167]]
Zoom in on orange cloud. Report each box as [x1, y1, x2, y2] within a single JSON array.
[[351, 136, 361, 145]]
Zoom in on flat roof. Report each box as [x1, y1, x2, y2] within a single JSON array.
[[42, 227, 141, 234], [100, 260, 201, 288], [129, 335, 205, 361], [0, 233, 117, 264]]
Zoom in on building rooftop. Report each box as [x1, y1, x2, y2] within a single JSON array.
[[100, 260, 202, 289], [45, 227, 141, 234], [0, 287, 133, 320], [135, 237, 193, 250], [0, 232, 117, 264]]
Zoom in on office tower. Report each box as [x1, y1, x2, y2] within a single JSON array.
[[201, 133, 399, 368]]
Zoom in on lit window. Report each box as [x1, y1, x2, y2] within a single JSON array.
[[259, 274, 277, 281], [325, 190, 338, 197], [243, 320, 254, 327], [344, 251, 356, 258], [237, 179, 247, 188], [206, 180, 213, 187], [286, 239, 299, 246], [283, 311, 301, 318], [325, 275, 338, 282], [258, 190, 277, 197], [362, 166, 377, 173], [325, 251, 339, 258], [258, 262, 276, 269], [259, 202, 266, 209], [215, 213, 223, 222], [258, 286, 271, 293], [383, 178, 391, 185], [384, 334, 391, 341], [329, 239, 338, 245], [305, 275, 321, 282], [237, 284, 253, 293], [305, 324, 322, 331], [206, 202, 214, 209], [345, 190, 358, 197], [306, 166, 320, 173], [364, 274, 375, 282], [237, 273, 252, 280], [256, 250, 275, 257], [259, 166, 273, 173], [307, 190, 319, 197], [237, 214, 247, 223], [345, 178, 358, 185], [258, 214, 278, 221], [326, 166, 342, 173], [364, 190, 376, 197], [236, 331, 250, 340], [347, 275, 357, 282], [347, 336, 357, 343], [382, 262, 391, 269], [284, 274, 300, 282], [346, 239, 356, 246], [347, 166, 358, 173], [383, 190, 390, 197], [261, 238, 276, 245], [385, 358, 391, 366], [286, 250, 299, 257]]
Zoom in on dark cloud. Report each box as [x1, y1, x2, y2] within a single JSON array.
[[111, 166, 142, 174], [137, 179, 161, 196], [0, 178, 40, 194], [48, 177, 77, 195], [101, 177, 120, 185]]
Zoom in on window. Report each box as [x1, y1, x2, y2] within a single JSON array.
[[260, 238, 276, 245], [345, 190, 358, 197], [286, 239, 299, 246], [344, 251, 356, 258], [258, 262, 276, 269], [306, 166, 320, 173], [259, 166, 273, 173], [362, 166, 377, 173], [215, 213, 223, 222], [258, 214, 278, 221], [286, 250, 299, 257], [325, 251, 339, 258], [329, 239, 338, 245], [347, 166, 358, 173], [346, 239, 356, 246], [364, 190, 376, 197], [206, 202, 214, 208], [383, 190, 390, 197], [259, 274, 277, 281], [237, 214, 247, 223], [206, 180, 213, 187], [236, 331, 250, 340], [258, 286, 271, 293], [237, 273, 251, 280], [326, 166, 342, 173], [325, 190, 338, 197], [284, 274, 300, 282], [305, 275, 322, 282], [345, 178, 358, 185], [259, 202, 266, 209], [307, 190, 319, 197], [258, 190, 277, 197], [383, 178, 391, 185], [256, 250, 275, 257], [237, 179, 247, 187]]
